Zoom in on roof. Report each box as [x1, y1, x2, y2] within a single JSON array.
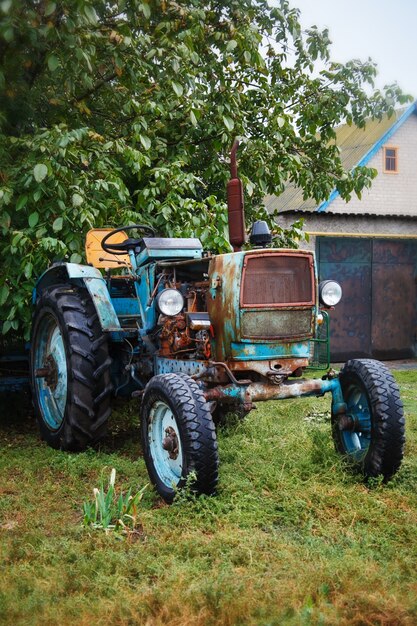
[[264, 101, 417, 215]]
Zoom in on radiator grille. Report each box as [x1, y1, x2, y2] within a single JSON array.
[[242, 309, 313, 339], [242, 255, 313, 306]]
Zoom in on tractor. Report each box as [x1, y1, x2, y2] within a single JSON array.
[[29, 142, 405, 502]]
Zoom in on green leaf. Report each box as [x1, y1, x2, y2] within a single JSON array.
[[84, 5, 98, 24], [47, 54, 60, 72], [52, 217, 63, 232], [81, 50, 92, 73], [16, 195, 28, 211], [141, 2, 151, 19], [222, 115, 234, 132], [28, 212, 39, 228], [44, 2, 56, 16], [145, 48, 156, 60], [0, 211, 10, 229], [277, 116, 285, 128], [226, 40, 238, 52], [190, 110, 198, 127], [3, 27, 13, 43], [12, 232, 23, 246], [171, 81, 183, 97], [139, 135, 151, 150], [70, 253, 82, 263], [72, 193, 83, 207], [24, 262, 33, 279], [33, 163, 48, 183], [1, 1, 12, 13], [162, 206, 171, 220], [2, 320, 12, 335], [0, 285, 9, 306]]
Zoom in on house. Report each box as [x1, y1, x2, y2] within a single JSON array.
[[265, 101, 417, 361]]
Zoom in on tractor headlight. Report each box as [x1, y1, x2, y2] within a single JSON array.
[[319, 280, 342, 307], [157, 289, 184, 316]]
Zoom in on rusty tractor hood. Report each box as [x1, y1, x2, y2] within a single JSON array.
[[206, 248, 317, 363]]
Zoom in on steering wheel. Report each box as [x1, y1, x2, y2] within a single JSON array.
[[101, 224, 156, 255]]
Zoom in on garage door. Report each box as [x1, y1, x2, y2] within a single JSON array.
[[318, 237, 417, 361]]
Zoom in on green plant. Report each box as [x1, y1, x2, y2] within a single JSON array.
[[82, 468, 147, 535], [172, 470, 199, 505]]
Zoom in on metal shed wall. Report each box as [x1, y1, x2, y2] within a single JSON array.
[[317, 237, 417, 361]]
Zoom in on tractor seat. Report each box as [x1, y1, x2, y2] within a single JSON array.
[[85, 229, 132, 270]]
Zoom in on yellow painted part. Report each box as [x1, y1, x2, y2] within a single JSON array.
[[85, 229, 131, 269]]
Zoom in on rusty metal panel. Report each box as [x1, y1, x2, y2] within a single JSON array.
[[320, 261, 372, 360], [372, 239, 417, 265], [318, 237, 417, 361], [241, 253, 313, 306], [319, 238, 372, 360], [319, 238, 372, 264], [371, 240, 417, 359], [207, 250, 317, 363], [241, 309, 313, 339]]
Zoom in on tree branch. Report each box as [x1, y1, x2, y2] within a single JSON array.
[[73, 72, 118, 103]]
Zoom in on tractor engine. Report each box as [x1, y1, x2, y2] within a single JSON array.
[[158, 313, 211, 360], [155, 274, 212, 360]]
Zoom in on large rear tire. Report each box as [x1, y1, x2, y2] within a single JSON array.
[[30, 284, 112, 450], [332, 359, 405, 481], [141, 373, 219, 503]]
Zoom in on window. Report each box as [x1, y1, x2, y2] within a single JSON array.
[[384, 146, 398, 173]]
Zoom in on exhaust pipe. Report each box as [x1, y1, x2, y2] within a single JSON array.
[[227, 139, 246, 251]]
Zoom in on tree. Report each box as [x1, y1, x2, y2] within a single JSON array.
[[0, 0, 410, 336]]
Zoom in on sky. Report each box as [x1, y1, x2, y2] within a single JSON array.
[[289, 0, 417, 100]]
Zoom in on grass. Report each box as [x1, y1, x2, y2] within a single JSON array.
[[0, 370, 416, 625]]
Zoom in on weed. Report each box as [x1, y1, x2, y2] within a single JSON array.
[[82, 468, 147, 536], [365, 474, 386, 489], [172, 470, 198, 505]]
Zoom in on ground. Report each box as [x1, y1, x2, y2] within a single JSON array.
[[0, 368, 416, 625]]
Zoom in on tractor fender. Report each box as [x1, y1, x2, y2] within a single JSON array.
[[33, 262, 122, 332]]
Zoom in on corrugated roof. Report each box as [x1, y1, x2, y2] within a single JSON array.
[[265, 102, 417, 215], [277, 209, 417, 220]]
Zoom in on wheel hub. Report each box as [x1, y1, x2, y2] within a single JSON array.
[[338, 412, 368, 433], [35, 354, 58, 391], [162, 426, 179, 460]]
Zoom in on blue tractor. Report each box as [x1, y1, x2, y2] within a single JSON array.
[[29, 143, 405, 502]]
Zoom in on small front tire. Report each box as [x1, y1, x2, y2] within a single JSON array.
[[140, 374, 219, 503], [332, 359, 405, 481]]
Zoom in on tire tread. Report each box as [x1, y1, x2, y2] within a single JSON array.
[[332, 358, 405, 481], [30, 284, 112, 450], [141, 373, 219, 502]]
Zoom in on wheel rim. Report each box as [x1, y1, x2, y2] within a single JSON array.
[[33, 314, 68, 430], [148, 400, 184, 489], [341, 382, 372, 461]]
